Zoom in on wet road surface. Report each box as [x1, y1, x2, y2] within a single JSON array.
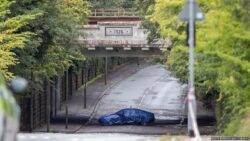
[[34, 60, 215, 134], [92, 63, 186, 121]]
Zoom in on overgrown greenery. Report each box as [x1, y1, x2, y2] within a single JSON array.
[[135, 0, 160, 43], [141, 0, 250, 136], [0, 0, 38, 79], [0, 0, 90, 89]]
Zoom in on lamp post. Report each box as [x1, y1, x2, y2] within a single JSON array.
[[105, 51, 108, 85], [178, 0, 204, 137]]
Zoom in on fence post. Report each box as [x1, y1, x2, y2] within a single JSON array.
[[45, 79, 50, 132], [55, 76, 60, 115], [29, 71, 34, 132], [81, 68, 84, 85], [105, 53, 108, 85], [39, 91, 42, 127], [30, 92, 33, 132], [75, 70, 78, 90], [51, 77, 56, 117], [94, 58, 97, 77], [69, 67, 73, 96], [65, 70, 69, 129], [84, 62, 87, 109]]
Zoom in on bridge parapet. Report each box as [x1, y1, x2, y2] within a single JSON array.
[[91, 9, 139, 18], [78, 14, 171, 57]]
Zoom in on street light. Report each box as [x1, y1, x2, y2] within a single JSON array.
[[178, 0, 205, 22], [178, 0, 204, 138]]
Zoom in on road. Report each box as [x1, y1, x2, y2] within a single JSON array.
[[53, 60, 186, 124], [91, 62, 186, 122], [33, 60, 215, 134]]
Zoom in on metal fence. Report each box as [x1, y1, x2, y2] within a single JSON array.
[[91, 9, 139, 17], [18, 57, 127, 131]]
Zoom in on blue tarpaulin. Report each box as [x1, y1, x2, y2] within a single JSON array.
[[99, 108, 155, 125]]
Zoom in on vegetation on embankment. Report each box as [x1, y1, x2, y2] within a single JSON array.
[[136, 0, 250, 136], [1, 0, 90, 89]]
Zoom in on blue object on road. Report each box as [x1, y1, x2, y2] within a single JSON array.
[[99, 108, 155, 125]]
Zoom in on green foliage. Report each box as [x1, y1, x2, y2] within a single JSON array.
[[0, 0, 90, 92], [148, 0, 185, 44], [146, 0, 250, 136], [0, 0, 38, 79], [135, 0, 160, 43], [8, 0, 90, 84], [167, 45, 188, 83]]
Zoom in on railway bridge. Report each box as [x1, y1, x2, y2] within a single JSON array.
[[78, 9, 171, 57]]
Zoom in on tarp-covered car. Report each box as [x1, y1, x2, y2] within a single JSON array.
[[99, 108, 155, 125]]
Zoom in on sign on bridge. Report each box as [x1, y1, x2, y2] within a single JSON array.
[[105, 27, 133, 36]]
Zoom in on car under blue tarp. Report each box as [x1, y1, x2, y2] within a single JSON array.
[[99, 108, 155, 125]]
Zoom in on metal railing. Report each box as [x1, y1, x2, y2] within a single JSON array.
[[91, 9, 139, 17]]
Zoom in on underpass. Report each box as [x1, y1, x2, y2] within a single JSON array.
[[34, 60, 215, 135]]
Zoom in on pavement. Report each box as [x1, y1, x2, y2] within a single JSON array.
[[17, 133, 217, 141], [17, 133, 160, 141]]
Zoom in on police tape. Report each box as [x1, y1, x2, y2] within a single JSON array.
[[188, 87, 201, 141]]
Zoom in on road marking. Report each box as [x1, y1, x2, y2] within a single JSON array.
[[141, 47, 149, 51], [88, 47, 96, 50]]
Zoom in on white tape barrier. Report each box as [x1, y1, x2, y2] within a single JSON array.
[[188, 87, 201, 141]]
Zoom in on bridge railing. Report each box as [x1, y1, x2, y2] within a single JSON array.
[[78, 39, 170, 49], [91, 9, 139, 17]]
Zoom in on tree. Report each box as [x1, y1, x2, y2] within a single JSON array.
[[0, 0, 38, 79], [8, 0, 90, 87], [146, 0, 250, 136], [135, 0, 160, 43]]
